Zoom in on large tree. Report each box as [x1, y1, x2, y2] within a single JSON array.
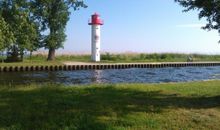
[[0, 17, 14, 52], [0, 0, 41, 61], [175, 0, 220, 41], [31, 0, 87, 61]]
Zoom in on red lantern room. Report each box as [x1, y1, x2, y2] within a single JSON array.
[[89, 13, 104, 25]]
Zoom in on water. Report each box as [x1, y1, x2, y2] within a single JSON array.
[[1, 66, 220, 85]]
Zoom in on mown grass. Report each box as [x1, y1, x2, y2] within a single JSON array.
[[0, 55, 62, 67], [0, 54, 92, 67], [0, 81, 220, 130]]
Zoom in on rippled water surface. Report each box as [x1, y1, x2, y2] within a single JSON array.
[[1, 66, 220, 85]]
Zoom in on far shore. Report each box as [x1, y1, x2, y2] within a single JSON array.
[[1, 53, 220, 67]]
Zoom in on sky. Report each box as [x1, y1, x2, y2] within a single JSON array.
[[59, 0, 220, 54]]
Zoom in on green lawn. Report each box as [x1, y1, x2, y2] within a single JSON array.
[[0, 81, 220, 130], [0, 54, 91, 67], [0, 61, 63, 67]]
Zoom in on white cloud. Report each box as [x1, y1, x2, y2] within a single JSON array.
[[176, 24, 205, 28]]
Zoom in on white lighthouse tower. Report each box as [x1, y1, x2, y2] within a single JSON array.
[[89, 13, 104, 62]]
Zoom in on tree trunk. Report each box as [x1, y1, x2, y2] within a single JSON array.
[[1, 51, 4, 63], [47, 48, 56, 61], [30, 51, 32, 61], [20, 50, 24, 62]]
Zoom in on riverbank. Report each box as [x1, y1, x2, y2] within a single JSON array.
[[0, 81, 219, 130], [1, 53, 220, 67]]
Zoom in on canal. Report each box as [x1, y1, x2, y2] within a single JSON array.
[[1, 66, 220, 85]]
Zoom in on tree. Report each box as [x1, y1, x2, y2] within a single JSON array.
[[175, 0, 220, 41], [31, 0, 87, 61], [0, 17, 14, 52], [0, 17, 15, 62], [0, 0, 41, 61], [13, 12, 41, 60]]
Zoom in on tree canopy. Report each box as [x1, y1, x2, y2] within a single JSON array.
[[31, 0, 87, 60], [0, 17, 14, 51], [0, 0, 41, 61], [175, 0, 220, 41], [0, 0, 86, 61]]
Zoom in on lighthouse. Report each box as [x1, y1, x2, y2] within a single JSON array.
[[89, 13, 104, 62]]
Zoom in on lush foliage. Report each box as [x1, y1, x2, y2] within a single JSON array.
[[30, 0, 87, 60], [0, 0, 86, 61], [0, 81, 220, 129], [0, 17, 14, 51], [0, 0, 42, 61], [175, 0, 220, 41]]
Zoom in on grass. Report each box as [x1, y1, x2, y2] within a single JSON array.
[[1, 53, 220, 67], [0, 54, 93, 67], [0, 55, 63, 67], [0, 81, 220, 129]]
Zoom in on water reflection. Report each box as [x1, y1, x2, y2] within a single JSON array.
[[1, 66, 220, 85], [91, 70, 103, 83]]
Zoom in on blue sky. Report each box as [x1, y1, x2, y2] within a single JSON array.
[[60, 0, 220, 54]]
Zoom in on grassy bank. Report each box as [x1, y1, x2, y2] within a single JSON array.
[[0, 81, 220, 130], [1, 53, 220, 67], [101, 53, 220, 62], [0, 54, 91, 67]]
